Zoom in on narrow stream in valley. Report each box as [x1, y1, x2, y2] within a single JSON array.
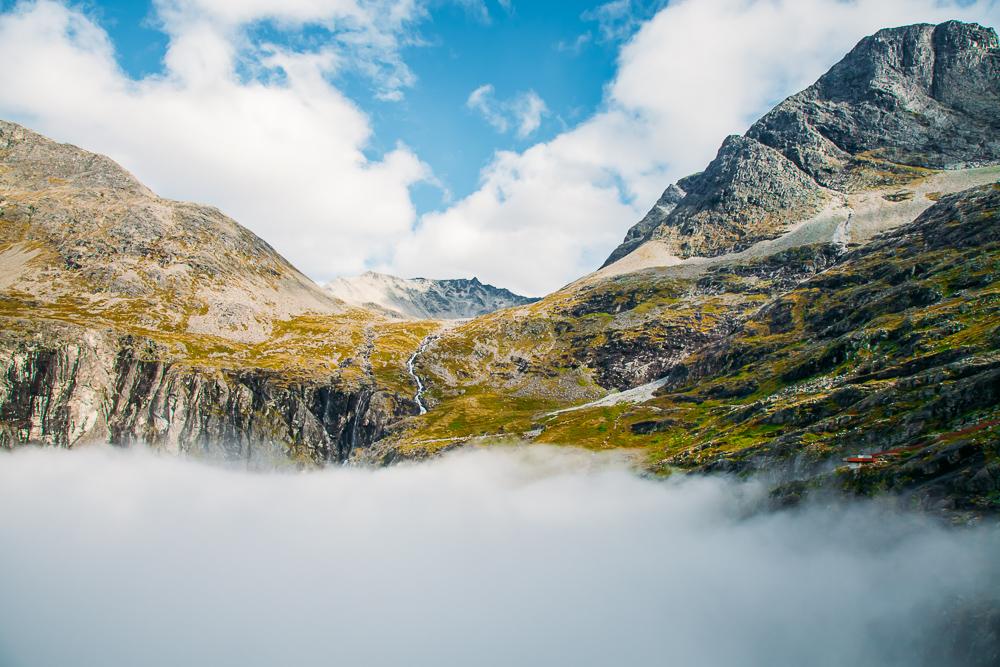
[[407, 335, 437, 415]]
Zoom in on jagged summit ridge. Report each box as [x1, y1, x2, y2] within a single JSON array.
[[603, 20, 1000, 268], [324, 271, 537, 319], [750, 20, 1000, 180]]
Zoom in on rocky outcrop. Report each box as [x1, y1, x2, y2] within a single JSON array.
[[602, 184, 685, 266], [603, 21, 1000, 267], [645, 135, 829, 257], [325, 271, 537, 320], [0, 324, 415, 464], [750, 21, 1000, 182]]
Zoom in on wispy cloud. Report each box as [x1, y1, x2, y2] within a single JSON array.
[[582, 0, 633, 40], [581, 0, 666, 43], [466, 83, 509, 132], [556, 31, 592, 54], [510, 90, 547, 138], [466, 84, 549, 138], [153, 0, 427, 101]]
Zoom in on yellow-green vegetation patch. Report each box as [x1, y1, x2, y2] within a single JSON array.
[[405, 385, 561, 443], [843, 153, 936, 191], [370, 319, 442, 393], [536, 403, 667, 451], [0, 289, 380, 382]]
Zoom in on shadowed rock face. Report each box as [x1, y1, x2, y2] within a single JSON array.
[[603, 21, 1000, 268], [0, 327, 410, 463]]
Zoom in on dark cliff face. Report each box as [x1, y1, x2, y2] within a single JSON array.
[[0, 326, 417, 465], [567, 243, 844, 390], [603, 20, 1000, 268]]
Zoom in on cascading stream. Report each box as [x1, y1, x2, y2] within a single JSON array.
[[407, 335, 437, 415]]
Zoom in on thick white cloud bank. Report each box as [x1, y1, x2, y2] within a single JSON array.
[[0, 445, 997, 666], [0, 1, 998, 295]]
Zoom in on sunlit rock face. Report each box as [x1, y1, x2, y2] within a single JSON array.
[[604, 21, 1000, 266], [0, 119, 344, 344]]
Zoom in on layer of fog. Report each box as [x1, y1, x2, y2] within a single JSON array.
[[0, 445, 997, 667]]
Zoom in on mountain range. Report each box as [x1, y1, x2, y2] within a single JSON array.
[[1, 20, 998, 518], [324, 272, 536, 319]]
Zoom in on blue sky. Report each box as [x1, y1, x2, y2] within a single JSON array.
[[0, 0, 997, 295], [58, 0, 664, 215]]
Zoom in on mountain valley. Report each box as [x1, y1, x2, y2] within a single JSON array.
[[1, 20, 998, 519]]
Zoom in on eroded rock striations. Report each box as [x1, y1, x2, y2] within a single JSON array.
[[0, 326, 410, 464]]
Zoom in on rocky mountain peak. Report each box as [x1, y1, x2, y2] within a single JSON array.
[[0, 119, 341, 343], [760, 19, 1000, 176], [602, 20, 1000, 269], [817, 21, 998, 111]]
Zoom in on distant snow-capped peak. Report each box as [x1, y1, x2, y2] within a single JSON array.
[[324, 271, 537, 319]]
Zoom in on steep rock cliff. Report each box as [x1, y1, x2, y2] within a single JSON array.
[[0, 323, 416, 464]]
